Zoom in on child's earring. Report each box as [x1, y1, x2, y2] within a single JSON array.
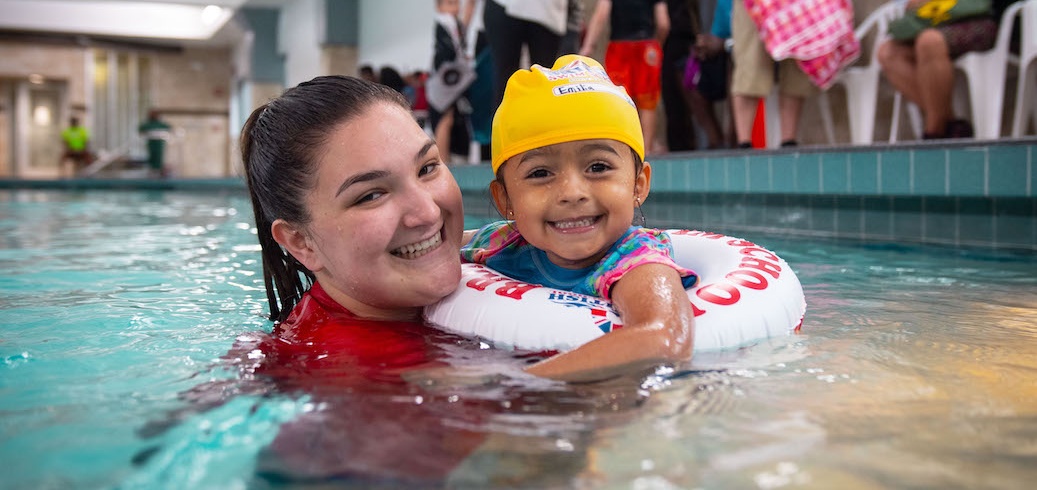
[[635, 197, 646, 228], [507, 209, 514, 219]]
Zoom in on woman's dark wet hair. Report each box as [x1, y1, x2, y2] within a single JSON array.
[[241, 75, 410, 322]]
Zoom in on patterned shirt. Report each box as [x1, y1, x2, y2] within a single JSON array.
[[461, 220, 697, 298]]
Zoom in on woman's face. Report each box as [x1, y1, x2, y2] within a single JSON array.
[[280, 101, 464, 320], [491, 139, 649, 269]]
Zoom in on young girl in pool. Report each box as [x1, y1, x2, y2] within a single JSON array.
[[463, 54, 697, 381]]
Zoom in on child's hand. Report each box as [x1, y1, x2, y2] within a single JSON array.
[[525, 264, 694, 383]]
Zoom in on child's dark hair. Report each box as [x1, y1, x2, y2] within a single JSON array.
[[240, 75, 409, 322]]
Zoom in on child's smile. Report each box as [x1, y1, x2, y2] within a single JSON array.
[[550, 215, 600, 231]]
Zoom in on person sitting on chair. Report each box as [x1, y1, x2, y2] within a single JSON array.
[[60, 116, 93, 177]]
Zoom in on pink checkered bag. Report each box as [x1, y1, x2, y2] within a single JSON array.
[[743, 0, 860, 89]]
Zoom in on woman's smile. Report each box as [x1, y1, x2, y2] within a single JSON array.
[[391, 229, 444, 259]]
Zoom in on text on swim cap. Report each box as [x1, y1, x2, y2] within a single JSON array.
[[551, 82, 636, 108]]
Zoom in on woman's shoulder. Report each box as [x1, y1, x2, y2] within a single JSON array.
[[274, 283, 436, 351]]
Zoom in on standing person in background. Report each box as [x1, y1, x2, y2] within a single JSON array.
[[461, 0, 497, 162], [686, 0, 734, 149], [358, 64, 379, 83], [138, 110, 171, 178], [559, 0, 586, 55], [429, 0, 476, 163], [729, 0, 814, 148], [580, 0, 670, 155], [59, 116, 92, 177], [378, 66, 408, 95], [661, 0, 700, 152], [407, 70, 430, 129], [482, 0, 568, 111]]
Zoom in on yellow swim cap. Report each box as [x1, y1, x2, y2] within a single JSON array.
[[491, 54, 644, 175]]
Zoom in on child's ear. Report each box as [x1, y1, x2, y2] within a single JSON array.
[[489, 179, 512, 219], [635, 161, 652, 202]]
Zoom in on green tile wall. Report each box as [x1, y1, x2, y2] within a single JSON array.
[[2, 139, 1032, 252], [449, 138, 1037, 252]]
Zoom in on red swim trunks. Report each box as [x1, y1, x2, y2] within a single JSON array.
[[604, 39, 663, 110]]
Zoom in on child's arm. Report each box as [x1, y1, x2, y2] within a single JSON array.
[[524, 263, 695, 383]]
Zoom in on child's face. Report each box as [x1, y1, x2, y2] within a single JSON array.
[[491, 139, 650, 269]]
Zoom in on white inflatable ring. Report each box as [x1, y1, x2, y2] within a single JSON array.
[[424, 230, 806, 352]]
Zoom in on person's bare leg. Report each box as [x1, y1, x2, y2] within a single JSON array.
[[877, 39, 923, 106], [639, 108, 658, 154], [914, 29, 955, 135], [434, 108, 455, 161], [684, 88, 724, 148], [732, 94, 760, 145], [778, 94, 804, 143], [723, 97, 736, 148]]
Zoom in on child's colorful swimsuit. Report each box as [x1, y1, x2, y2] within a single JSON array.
[[461, 220, 698, 298]]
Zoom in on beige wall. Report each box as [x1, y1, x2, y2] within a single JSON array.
[[0, 40, 241, 178], [148, 47, 234, 178], [150, 48, 232, 113], [0, 41, 89, 177], [0, 41, 89, 108]]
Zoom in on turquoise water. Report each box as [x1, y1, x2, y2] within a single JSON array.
[[1, 189, 1036, 489]]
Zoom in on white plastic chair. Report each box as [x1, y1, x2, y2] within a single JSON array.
[[891, 0, 1028, 140], [1010, 0, 1037, 136], [889, 91, 924, 142], [819, 1, 906, 145], [955, 0, 1027, 139]]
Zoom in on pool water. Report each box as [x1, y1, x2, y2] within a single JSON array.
[[1, 190, 1035, 489]]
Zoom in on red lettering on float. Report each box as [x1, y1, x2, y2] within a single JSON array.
[[739, 257, 782, 279], [465, 270, 500, 291], [726, 269, 768, 290], [495, 281, 536, 300], [726, 239, 757, 248], [740, 247, 779, 262], [690, 300, 707, 317], [670, 229, 698, 236], [696, 282, 741, 305], [465, 270, 536, 300]]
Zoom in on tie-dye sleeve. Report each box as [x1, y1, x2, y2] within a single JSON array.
[[460, 220, 523, 264], [579, 228, 698, 298]]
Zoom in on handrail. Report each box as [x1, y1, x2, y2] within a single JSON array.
[[79, 144, 132, 177]]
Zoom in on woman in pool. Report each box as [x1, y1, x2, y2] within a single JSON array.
[[235, 75, 636, 486], [240, 75, 490, 484], [463, 54, 697, 382]]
